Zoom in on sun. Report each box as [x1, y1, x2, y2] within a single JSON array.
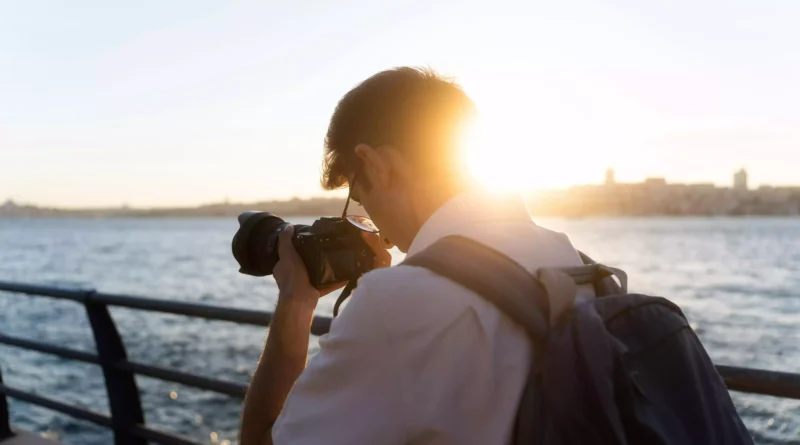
[[459, 117, 566, 192]]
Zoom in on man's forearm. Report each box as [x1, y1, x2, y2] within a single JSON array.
[[240, 297, 317, 445]]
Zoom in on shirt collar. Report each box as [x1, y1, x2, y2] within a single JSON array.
[[406, 191, 533, 257]]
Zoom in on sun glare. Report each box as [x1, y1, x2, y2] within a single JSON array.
[[460, 117, 565, 192]]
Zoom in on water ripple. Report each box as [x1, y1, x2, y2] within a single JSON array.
[[1, 217, 798, 444]]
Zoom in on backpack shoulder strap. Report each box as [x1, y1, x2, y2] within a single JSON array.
[[569, 251, 628, 295], [401, 235, 550, 340]]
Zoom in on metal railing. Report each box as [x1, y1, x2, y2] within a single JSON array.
[[1, 280, 799, 444]]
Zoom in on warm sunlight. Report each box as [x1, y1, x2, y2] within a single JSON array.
[[461, 114, 588, 192], [4, 3, 798, 444]]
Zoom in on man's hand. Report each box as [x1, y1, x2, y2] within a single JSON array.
[[273, 225, 392, 304], [273, 225, 346, 303], [362, 231, 393, 270]]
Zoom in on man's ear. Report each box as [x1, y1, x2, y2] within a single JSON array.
[[354, 143, 391, 189], [378, 146, 413, 189]]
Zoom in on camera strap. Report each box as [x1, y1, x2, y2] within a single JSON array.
[[333, 280, 359, 317]]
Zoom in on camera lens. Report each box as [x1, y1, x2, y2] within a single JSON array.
[[231, 212, 287, 276]]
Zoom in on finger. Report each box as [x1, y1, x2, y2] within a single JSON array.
[[278, 225, 298, 261], [273, 256, 287, 276], [361, 231, 392, 268], [360, 231, 383, 253]]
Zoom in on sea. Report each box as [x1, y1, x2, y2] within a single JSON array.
[[0, 217, 798, 445]]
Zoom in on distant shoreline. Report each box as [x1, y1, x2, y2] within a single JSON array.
[[0, 197, 348, 219], [2, 213, 798, 219], [4, 180, 800, 218]]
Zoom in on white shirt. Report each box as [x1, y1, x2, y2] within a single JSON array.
[[273, 191, 586, 444]]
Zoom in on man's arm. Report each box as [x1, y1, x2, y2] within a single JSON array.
[[268, 272, 407, 445], [240, 225, 339, 445], [239, 294, 316, 445], [239, 226, 390, 445]]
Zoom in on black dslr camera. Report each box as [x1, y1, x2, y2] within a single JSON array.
[[231, 212, 378, 288]]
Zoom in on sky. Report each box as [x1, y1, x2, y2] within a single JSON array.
[[1, 0, 798, 208]]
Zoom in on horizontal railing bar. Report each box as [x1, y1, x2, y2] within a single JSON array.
[[0, 281, 88, 303], [89, 291, 331, 334], [0, 333, 247, 397], [93, 292, 273, 325], [0, 334, 99, 364], [4, 368, 798, 445], [116, 361, 247, 398], [717, 365, 800, 400], [0, 384, 202, 445], [0, 280, 332, 334], [5, 334, 800, 402], [4, 281, 800, 401], [0, 384, 112, 427]]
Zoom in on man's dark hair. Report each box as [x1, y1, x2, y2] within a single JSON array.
[[322, 67, 477, 190]]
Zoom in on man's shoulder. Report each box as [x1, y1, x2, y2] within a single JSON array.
[[360, 263, 442, 289], [340, 263, 485, 336], [356, 263, 467, 307]]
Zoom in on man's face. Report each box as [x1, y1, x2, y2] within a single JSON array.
[[348, 173, 402, 251]]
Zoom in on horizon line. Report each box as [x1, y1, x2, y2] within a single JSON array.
[[7, 176, 800, 211]]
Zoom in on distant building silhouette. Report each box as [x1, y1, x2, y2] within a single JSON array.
[[734, 168, 748, 191], [644, 177, 667, 187], [6, 168, 799, 218], [605, 168, 615, 185], [525, 167, 800, 217]]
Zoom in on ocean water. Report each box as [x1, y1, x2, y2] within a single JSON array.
[[0, 217, 798, 444]]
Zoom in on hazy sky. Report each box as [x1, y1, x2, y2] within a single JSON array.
[[2, 0, 798, 207]]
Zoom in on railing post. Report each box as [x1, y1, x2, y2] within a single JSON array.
[[84, 291, 146, 445], [0, 367, 13, 440]]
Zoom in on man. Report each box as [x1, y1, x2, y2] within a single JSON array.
[[240, 67, 586, 444]]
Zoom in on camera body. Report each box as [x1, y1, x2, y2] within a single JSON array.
[[294, 216, 376, 287], [232, 212, 376, 288]]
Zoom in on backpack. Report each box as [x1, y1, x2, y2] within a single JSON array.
[[402, 235, 753, 445]]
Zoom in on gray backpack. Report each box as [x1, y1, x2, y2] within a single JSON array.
[[402, 235, 753, 445]]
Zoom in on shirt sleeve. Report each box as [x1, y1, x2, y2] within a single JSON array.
[[271, 275, 407, 445]]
